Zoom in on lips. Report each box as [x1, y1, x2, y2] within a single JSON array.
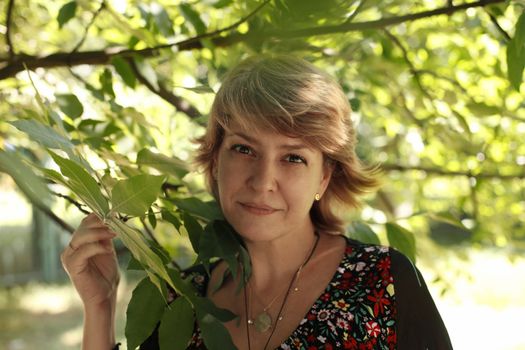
[[239, 202, 279, 215]]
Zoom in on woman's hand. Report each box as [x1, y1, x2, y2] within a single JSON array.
[[61, 212, 120, 307]]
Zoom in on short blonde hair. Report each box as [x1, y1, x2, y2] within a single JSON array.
[[194, 55, 379, 233]]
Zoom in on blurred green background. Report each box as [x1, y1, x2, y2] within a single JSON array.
[[1, 0, 525, 349]]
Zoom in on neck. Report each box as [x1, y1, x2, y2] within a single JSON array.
[[244, 222, 318, 293]]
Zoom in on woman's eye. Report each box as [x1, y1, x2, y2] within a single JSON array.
[[285, 154, 307, 164], [231, 144, 252, 155]]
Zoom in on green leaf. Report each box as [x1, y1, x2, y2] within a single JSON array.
[[153, 5, 175, 37], [110, 174, 165, 217], [135, 60, 159, 91], [347, 222, 380, 245], [506, 39, 524, 91], [171, 197, 223, 221], [100, 68, 115, 98], [195, 305, 237, 350], [127, 255, 144, 271], [148, 208, 157, 228], [349, 97, 361, 112], [176, 85, 215, 94], [162, 209, 182, 230], [112, 57, 136, 89], [192, 296, 237, 323], [507, 11, 525, 91], [125, 277, 166, 350], [136, 148, 189, 180], [49, 151, 109, 215], [513, 11, 525, 57], [386, 223, 416, 263], [56, 94, 84, 120], [0, 150, 50, 206], [168, 268, 199, 297], [181, 212, 203, 253], [109, 218, 174, 293], [9, 120, 73, 151], [213, 221, 242, 280], [196, 223, 222, 272], [57, 1, 77, 28], [159, 297, 195, 350], [179, 4, 207, 35]]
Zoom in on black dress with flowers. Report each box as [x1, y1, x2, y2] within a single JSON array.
[[139, 237, 453, 350]]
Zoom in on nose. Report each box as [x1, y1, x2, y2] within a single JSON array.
[[246, 158, 277, 193]]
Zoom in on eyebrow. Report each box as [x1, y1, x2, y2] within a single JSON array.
[[225, 131, 311, 151]]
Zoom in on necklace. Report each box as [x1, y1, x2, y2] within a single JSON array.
[[243, 232, 320, 350], [248, 275, 290, 333]]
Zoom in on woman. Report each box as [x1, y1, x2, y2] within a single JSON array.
[[61, 55, 453, 350]]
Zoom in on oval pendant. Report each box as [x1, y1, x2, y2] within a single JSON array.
[[254, 312, 272, 333]]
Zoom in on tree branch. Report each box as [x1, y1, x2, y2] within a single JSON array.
[[0, 0, 505, 80], [32, 199, 75, 233], [382, 163, 525, 180], [128, 58, 202, 118], [5, 0, 15, 60]]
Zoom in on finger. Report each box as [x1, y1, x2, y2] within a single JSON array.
[[68, 228, 116, 255], [80, 213, 109, 229], [62, 241, 115, 275]]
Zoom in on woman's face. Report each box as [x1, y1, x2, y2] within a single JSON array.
[[213, 124, 332, 243]]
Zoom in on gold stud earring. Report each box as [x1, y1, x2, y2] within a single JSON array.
[[314, 193, 321, 201]]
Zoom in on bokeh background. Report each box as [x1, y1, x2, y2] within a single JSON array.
[[1, 0, 525, 349]]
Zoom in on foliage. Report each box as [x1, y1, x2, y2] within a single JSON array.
[[1, 0, 525, 348]]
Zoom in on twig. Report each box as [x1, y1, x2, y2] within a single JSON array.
[[50, 190, 90, 214], [5, 0, 15, 60], [0, 0, 506, 80], [128, 59, 201, 118], [486, 11, 511, 41], [345, 0, 368, 23], [71, 1, 106, 52], [383, 28, 433, 101]]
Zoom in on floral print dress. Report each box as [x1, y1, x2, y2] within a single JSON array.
[[140, 237, 452, 350], [184, 238, 397, 350]]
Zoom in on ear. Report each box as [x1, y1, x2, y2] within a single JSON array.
[[318, 161, 334, 197]]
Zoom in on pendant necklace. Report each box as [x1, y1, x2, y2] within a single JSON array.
[[243, 232, 320, 350]]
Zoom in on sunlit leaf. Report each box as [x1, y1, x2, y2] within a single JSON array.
[[9, 120, 73, 151], [110, 174, 165, 217], [137, 148, 189, 179], [0, 149, 50, 206], [108, 218, 174, 292], [176, 85, 215, 94], [49, 151, 109, 215]]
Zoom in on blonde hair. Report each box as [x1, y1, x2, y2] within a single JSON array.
[[194, 55, 379, 233]]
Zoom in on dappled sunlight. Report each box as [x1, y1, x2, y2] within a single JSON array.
[[422, 247, 525, 350], [18, 284, 81, 315], [59, 325, 82, 347]]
